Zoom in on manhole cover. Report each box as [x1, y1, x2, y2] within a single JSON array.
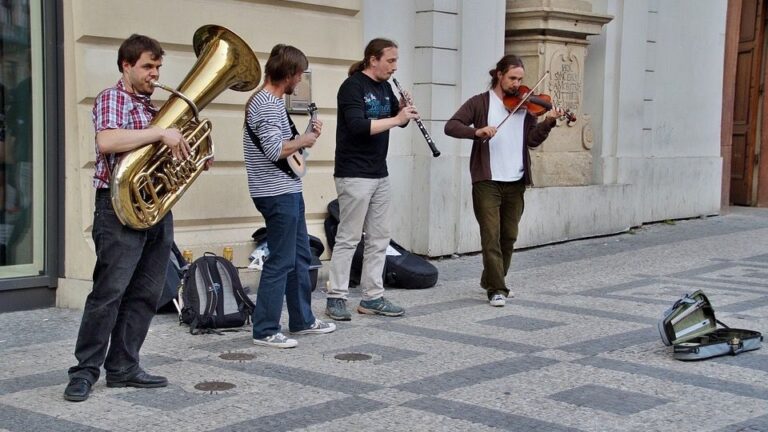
[[194, 381, 236, 392], [334, 352, 372, 362], [219, 352, 255, 361]]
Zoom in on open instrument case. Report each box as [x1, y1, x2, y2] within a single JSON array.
[[658, 290, 762, 360]]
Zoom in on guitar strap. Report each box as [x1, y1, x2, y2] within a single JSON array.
[[244, 109, 299, 179]]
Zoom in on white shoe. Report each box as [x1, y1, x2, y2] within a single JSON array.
[[490, 294, 506, 307], [290, 319, 336, 335], [253, 332, 297, 348]]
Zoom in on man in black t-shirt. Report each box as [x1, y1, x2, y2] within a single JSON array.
[[326, 38, 418, 321]]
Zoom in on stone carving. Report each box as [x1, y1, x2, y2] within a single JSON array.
[[581, 114, 594, 150], [549, 50, 581, 116]]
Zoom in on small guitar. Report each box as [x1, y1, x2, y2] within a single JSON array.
[[286, 103, 318, 178]]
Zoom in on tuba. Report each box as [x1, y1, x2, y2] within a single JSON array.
[[110, 25, 261, 229]]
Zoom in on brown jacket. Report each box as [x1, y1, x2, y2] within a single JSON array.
[[444, 91, 556, 185]]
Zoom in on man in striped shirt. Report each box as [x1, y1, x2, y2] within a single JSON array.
[[243, 44, 335, 349], [65, 34, 190, 402]]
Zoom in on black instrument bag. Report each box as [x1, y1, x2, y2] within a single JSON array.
[[325, 199, 438, 290], [658, 290, 762, 360]]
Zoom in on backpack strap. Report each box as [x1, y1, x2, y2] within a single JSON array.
[[188, 256, 219, 335], [219, 257, 256, 321]]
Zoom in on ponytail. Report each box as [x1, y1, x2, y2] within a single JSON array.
[[348, 38, 398, 76], [348, 60, 365, 76]]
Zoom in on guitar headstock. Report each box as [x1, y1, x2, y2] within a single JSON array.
[[307, 102, 318, 118]]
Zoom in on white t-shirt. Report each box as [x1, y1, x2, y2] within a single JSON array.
[[487, 90, 525, 182]]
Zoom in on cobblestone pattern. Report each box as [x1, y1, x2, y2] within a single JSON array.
[[1, 208, 767, 431]]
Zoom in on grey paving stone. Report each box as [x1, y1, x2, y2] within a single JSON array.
[[477, 314, 565, 332], [512, 299, 655, 325], [576, 356, 768, 401], [322, 343, 424, 364], [745, 253, 768, 263], [0, 370, 67, 396], [404, 298, 482, 318], [713, 413, 768, 432], [211, 396, 381, 432], [710, 352, 768, 373], [111, 383, 229, 410], [0, 403, 109, 431], [395, 355, 559, 395], [140, 353, 184, 369], [0, 308, 81, 350], [556, 328, 658, 355], [193, 358, 383, 395], [717, 296, 768, 313], [549, 384, 670, 415], [3, 209, 768, 431], [189, 334, 254, 354], [405, 396, 584, 432], [376, 322, 541, 353]]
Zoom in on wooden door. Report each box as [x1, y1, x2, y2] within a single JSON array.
[[731, 0, 764, 205]]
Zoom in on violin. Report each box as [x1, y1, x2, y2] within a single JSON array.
[[503, 85, 576, 125]]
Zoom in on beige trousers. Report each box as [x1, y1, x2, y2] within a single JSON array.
[[327, 177, 391, 301]]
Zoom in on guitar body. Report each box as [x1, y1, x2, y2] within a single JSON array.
[[287, 149, 307, 177], [287, 102, 317, 178]]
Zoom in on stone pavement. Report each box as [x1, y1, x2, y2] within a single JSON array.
[[1, 207, 768, 432]]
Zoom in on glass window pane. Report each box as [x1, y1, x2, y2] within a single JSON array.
[[0, 0, 44, 277]]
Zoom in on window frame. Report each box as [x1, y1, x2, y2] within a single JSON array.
[[0, 0, 61, 308]]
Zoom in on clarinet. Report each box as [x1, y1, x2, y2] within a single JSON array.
[[392, 78, 441, 157]]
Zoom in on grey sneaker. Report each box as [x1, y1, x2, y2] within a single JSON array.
[[291, 319, 337, 335], [490, 294, 506, 307], [326, 298, 352, 321], [253, 332, 297, 348], [357, 297, 405, 317]]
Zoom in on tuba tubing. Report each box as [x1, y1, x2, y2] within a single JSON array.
[[110, 25, 261, 229]]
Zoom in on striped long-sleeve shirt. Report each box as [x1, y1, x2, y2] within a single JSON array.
[[242, 89, 302, 197]]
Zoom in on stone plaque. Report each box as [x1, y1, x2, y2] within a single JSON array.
[[549, 51, 581, 115]]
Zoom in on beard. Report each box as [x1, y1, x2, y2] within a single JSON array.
[[502, 86, 519, 97]]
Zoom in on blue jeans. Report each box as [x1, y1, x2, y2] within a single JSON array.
[[252, 193, 315, 338], [68, 189, 173, 383]]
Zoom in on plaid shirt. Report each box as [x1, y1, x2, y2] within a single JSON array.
[[92, 79, 158, 188]]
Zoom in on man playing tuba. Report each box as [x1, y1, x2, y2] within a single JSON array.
[[64, 34, 190, 402]]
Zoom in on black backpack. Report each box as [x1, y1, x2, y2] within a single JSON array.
[[157, 242, 187, 313], [251, 228, 325, 292], [179, 253, 256, 334]]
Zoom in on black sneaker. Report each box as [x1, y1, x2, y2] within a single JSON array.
[[326, 298, 351, 321]]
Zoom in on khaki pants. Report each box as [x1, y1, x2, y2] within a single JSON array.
[[472, 180, 525, 299], [328, 177, 391, 301]]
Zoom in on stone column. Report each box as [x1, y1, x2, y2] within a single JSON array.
[[505, 0, 612, 186]]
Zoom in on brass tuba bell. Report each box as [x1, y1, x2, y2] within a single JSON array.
[[110, 25, 261, 229]]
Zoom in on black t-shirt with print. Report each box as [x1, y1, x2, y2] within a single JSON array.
[[334, 71, 400, 178]]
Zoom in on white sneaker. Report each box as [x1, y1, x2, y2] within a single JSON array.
[[290, 319, 336, 335], [253, 332, 297, 348], [490, 294, 506, 307]]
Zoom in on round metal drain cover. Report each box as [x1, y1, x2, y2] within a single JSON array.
[[219, 352, 255, 361], [334, 352, 372, 362], [194, 381, 236, 392]]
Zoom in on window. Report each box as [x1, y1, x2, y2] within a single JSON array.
[[0, 0, 45, 278]]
